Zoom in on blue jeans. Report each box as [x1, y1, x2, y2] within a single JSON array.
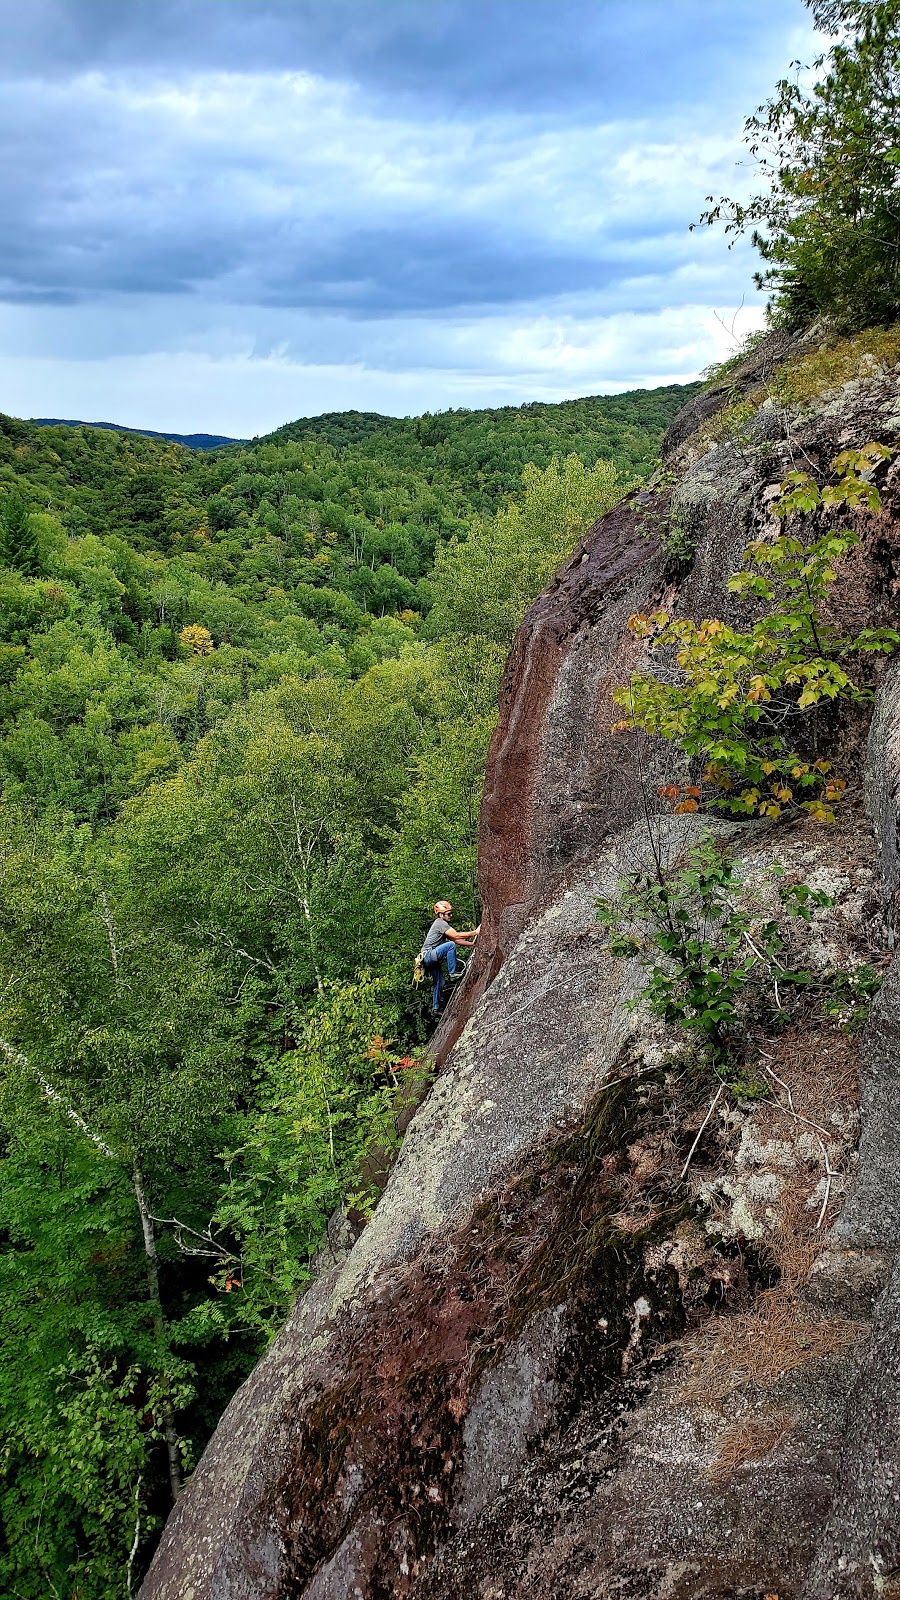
[[425, 939, 456, 1011]]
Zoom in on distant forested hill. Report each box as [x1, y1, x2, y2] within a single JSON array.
[[29, 383, 700, 477], [32, 417, 245, 449], [258, 409, 397, 451], [263, 384, 699, 506]]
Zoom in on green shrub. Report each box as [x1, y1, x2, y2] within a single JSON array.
[[615, 446, 898, 822], [596, 835, 830, 1074]]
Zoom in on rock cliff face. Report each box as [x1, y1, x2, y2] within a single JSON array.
[[140, 339, 900, 1600]]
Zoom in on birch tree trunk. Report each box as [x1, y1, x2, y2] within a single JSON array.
[[133, 1163, 183, 1503]]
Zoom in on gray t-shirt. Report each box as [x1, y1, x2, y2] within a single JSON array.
[[423, 917, 450, 952]]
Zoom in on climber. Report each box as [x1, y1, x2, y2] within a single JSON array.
[[420, 900, 480, 1015]]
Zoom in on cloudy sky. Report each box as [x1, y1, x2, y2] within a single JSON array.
[[0, 0, 815, 435]]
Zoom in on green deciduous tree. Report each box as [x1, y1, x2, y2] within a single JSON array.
[[427, 454, 624, 647], [698, 0, 900, 328], [212, 976, 404, 1336]]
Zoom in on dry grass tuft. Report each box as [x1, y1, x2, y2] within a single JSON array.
[[708, 1413, 795, 1485], [701, 397, 759, 448], [681, 1190, 865, 1406], [696, 321, 900, 453], [765, 1027, 858, 1121], [769, 323, 900, 408], [768, 1189, 828, 1289], [682, 1285, 862, 1406]]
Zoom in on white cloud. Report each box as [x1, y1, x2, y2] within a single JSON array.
[[0, 297, 766, 434]]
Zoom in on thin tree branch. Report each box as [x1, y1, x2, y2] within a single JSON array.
[[0, 1036, 120, 1162], [148, 1212, 230, 1260], [680, 1083, 725, 1180], [97, 888, 123, 986]]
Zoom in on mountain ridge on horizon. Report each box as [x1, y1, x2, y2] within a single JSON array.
[[27, 381, 701, 456], [31, 417, 247, 451]]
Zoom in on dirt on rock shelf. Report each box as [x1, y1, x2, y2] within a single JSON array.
[[139, 334, 900, 1600]]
